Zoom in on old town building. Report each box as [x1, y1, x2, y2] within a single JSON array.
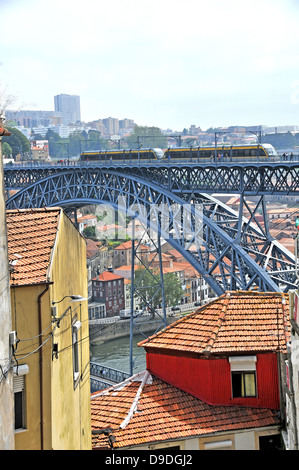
[[90, 291, 289, 450], [7, 208, 91, 450]]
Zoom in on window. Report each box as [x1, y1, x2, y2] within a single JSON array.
[[229, 356, 257, 398], [231, 371, 256, 398], [204, 440, 233, 450], [72, 318, 81, 386], [13, 364, 29, 430]]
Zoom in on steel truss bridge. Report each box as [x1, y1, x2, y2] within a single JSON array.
[[4, 161, 299, 295]]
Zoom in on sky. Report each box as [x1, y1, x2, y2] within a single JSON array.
[[1, 0, 299, 131]]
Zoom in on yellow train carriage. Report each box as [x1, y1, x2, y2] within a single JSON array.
[[80, 148, 164, 162], [164, 144, 278, 161]]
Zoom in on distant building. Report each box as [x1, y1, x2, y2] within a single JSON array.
[[30, 140, 50, 161], [88, 301, 106, 321], [5, 110, 62, 128], [77, 214, 97, 234], [113, 240, 149, 269], [54, 94, 81, 125], [92, 271, 125, 317], [102, 117, 119, 135]]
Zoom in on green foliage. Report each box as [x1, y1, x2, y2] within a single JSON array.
[[126, 126, 167, 149], [2, 141, 12, 157], [83, 226, 96, 238], [2, 126, 30, 158], [261, 132, 298, 150], [134, 267, 183, 309], [45, 129, 111, 158]]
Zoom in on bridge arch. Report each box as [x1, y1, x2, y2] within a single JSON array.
[[5, 167, 296, 294]]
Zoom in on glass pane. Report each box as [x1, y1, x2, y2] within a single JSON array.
[[244, 373, 256, 397], [15, 391, 23, 429], [232, 372, 242, 397]]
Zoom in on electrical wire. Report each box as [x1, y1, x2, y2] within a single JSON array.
[[13, 332, 54, 361]]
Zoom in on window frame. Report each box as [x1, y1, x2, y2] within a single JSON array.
[[229, 356, 257, 399], [72, 317, 81, 388], [13, 364, 29, 432], [231, 370, 257, 398]]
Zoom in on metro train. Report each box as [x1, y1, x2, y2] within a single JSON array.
[[80, 143, 278, 163], [163, 143, 278, 161], [80, 148, 164, 162]]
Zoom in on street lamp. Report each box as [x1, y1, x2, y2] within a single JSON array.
[[52, 295, 88, 305], [51, 295, 88, 328]]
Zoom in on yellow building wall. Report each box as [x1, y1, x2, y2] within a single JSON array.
[[12, 211, 91, 450], [12, 284, 52, 450], [49, 212, 91, 450]]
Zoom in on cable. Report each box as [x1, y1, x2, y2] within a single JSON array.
[[14, 333, 54, 361], [17, 321, 53, 342]]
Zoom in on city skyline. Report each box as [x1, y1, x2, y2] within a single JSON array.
[[1, 0, 299, 131]]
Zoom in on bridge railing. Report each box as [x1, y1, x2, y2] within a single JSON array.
[[90, 377, 116, 393], [90, 362, 130, 384], [4, 154, 299, 169]]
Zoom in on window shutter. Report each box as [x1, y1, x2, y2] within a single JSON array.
[[13, 375, 24, 393]]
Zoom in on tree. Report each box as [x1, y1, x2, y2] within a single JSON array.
[[134, 267, 183, 310], [2, 142, 12, 157], [126, 126, 167, 149], [83, 226, 96, 239], [2, 126, 30, 158]]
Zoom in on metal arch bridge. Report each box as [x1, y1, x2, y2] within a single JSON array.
[[4, 160, 299, 295]]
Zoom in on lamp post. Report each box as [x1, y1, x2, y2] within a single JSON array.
[[51, 295, 88, 328], [52, 295, 88, 305]]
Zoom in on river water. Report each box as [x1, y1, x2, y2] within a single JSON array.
[[90, 331, 156, 374]]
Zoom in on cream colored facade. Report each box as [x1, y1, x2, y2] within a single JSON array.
[[126, 427, 281, 451], [11, 210, 91, 450]]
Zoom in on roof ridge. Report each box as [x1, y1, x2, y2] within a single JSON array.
[[204, 292, 231, 353], [138, 294, 226, 348]]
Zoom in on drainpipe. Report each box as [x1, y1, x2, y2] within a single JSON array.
[[37, 283, 50, 450]]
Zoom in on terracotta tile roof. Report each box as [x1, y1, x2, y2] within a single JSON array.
[[139, 291, 290, 355], [114, 265, 140, 272], [90, 371, 280, 449], [93, 271, 124, 282], [86, 238, 100, 258], [114, 241, 149, 251], [77, 214, 97, 221], [6, 208, 61, 286], [96, 224, 119, 232]]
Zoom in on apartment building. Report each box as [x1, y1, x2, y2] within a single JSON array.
[[54, 94, 81, 125], [91, 291, 288, 450], [6, 208, 91, 450], [92, 271, 125, 317]]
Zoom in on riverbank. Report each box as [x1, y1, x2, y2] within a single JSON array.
[[89, 314, 177, 345]]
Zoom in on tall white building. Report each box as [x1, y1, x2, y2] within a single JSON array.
[[54, 94, 81, 125]]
